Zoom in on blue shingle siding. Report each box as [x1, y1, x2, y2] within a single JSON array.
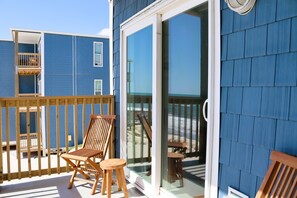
[[289, 87, 297, 121], [227, 31, 245, 60], [221, 87, 228, 113], [221, 35, 228, 61], [251, 55, 276, 86], [291, 17, 297, 52], [221, 9, 234, 35], [251, 147, 270, 177], [261, 87, 290, 119], [220, 113, 239, 141], [245, 26, 267, 57], [238, 115, 254, 144], [255, 0, 277, 26], [233, 58, 251, 86], [253, 118, 276, 149], [227, 87, 243, 114], [219, 164, 240, 192], [230, 142, 252, 171], [276, 0, 297, 21], [275, 120, 297, 156], [267, 19, 291, 55], [221, 61, 233, 86], [233, 8, 255, 32], [239, 171, 257, 198], [242, 87, 261, 116], [220, 0, 297, 197], [219, 139, 231, 165], [275, 53, 297, 86]]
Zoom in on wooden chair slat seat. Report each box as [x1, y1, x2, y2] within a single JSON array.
[[61, 114, 116, 195], [256, 151, 297, 198]]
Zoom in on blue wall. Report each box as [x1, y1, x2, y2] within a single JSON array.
[[19, 44, 36, 53], [44, 33, 109, 96], [219, 0, 297, 197], [0, 41, 16, 141], [44, 33, 109, 148], [0, 41, 14, 97]]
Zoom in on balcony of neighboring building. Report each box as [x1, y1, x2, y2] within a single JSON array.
[[12, 29, 42, 75], [17, 52, 41, 75]]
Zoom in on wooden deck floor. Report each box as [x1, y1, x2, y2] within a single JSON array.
[[0, 172, 147, 198]]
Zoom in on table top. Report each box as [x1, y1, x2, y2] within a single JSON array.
[[100, 158, 126, 170], [168, 152, 184, 159]]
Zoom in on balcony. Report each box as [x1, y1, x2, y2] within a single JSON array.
[[0, 94, 204, 197], [0, 95, 114, 182], [17, 53, 41, 75]]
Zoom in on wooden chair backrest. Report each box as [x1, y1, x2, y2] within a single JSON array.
[[256, 151, 297, 198], [137, 113, 152, 143], [83, 115, 116, 159]]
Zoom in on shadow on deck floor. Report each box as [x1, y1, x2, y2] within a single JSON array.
[[0, 172, 147, 198]]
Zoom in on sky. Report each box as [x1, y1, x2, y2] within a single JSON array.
[[0, 0, 109, 40]]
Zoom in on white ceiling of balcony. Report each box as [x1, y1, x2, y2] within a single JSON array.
[[11, 29, 41, 44]]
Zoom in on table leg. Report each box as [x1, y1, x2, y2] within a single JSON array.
[[107, 170, 112, 198], [101, 170, 106, 195], [119, 168, 128, 198]]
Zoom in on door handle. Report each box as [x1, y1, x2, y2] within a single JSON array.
[[202, 99, 208, 122]]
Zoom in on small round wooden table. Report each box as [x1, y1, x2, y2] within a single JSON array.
[[100, 158, 128, 198]]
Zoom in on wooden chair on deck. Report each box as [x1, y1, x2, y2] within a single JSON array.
[[61, 115, 116, 195], [137, 113, 187, 187], [256, 150, 297, 198]]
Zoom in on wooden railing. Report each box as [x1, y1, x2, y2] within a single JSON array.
[[127, 95, 207, 163], [0, 95, 114, 183], [18, 53, 41, 67]]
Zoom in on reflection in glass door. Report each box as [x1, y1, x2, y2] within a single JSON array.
[[126, 25, 153, 183], [162, 4, 208, 197]]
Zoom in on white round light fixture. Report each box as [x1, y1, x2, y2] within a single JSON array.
[[225, 0, 257, 15]]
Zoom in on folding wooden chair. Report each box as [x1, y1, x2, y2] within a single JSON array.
[[61, 114, 116, 195], [256, 150, 297, 198]]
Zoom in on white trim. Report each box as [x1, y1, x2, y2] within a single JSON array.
[[204, 1, 221, 198], [120, 0, 221, 197], [94, 79, 103, 95], [93, 42, 103, 67], [40, 32, 46, 154], [120, 14, 156, 197], [109, 0, 114, 95], [151, 14, 162, 196], [0, 39, 13, 42], [10, 28, 109, 39]]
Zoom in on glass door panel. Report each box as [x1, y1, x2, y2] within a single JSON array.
[[162, 3, 208, 197], [126, 25, 153, 183]]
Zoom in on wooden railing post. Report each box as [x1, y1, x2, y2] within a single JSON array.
[[0, 99, 3, 184]]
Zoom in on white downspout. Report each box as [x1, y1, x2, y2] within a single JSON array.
[[109, 0, 114, 95]]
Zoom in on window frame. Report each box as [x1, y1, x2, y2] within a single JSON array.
[[94, 79, 103, 95], [93, 42, 103, 67]]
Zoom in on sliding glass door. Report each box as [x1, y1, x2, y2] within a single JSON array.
[[121, 0, 220, 197], [126, 25, 153, 184], [161, 3, 208, 197]]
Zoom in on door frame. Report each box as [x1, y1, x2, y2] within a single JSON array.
[[119, 0, 221, 197]]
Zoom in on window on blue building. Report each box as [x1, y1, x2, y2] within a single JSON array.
[[94, 79, 102, 95], [93, 42, 103, 67]]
